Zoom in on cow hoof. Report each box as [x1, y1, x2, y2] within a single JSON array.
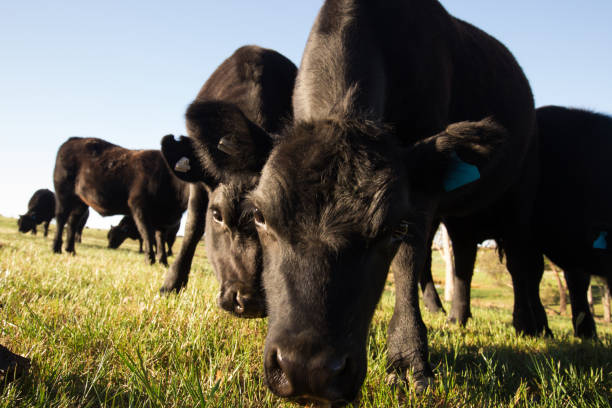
[[386, 370, 433, 394], [385, 372, 401, 385], [447, 315, 467, 326], [159, 284, 181, 295], [410, 373, 434, 394]]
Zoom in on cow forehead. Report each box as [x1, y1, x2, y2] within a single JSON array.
[[255, 146, 403, 240]]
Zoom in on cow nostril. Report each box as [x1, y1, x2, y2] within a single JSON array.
[[266, 347, 294, 397], [234, 291, 245, 314], [328, 355, 348, 376]]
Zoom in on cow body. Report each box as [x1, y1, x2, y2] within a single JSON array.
[[159, 45, 297, 319], [53, 137, 188, 265], [108, 215, 179, 255], [18, 189, 56, 237], [535, 106, 612, 337], [435, 106, 612, 340], [248, 0, 536, 404]]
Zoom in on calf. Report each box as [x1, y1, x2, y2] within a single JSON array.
[[18, 189, 55, 237], [52, 137, 188, 265], [159, 45, 297, 318], [245, 1, 536, 404], [108, 215, 179, 255]]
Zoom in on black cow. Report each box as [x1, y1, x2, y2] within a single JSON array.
[[108, 215, 179, 256], [241, 1, 536, 404], [534, 106, 612, 337], [52, 137, 189, 265], [18, 189, 55, 237], [432, 106, 612, 340], [535, 106, 612, 338], [159, 45, 297, 318]]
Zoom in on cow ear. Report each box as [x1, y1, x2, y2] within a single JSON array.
[[163, 101, 274, 186], [406, 118, 506, 195], [185, 101, 274, 178], [161, 134, 216, 184]]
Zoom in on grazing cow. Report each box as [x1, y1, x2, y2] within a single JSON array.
[[108, 215, 179, 255], [52, 137, 189, 265], [242, 1, 536, 404], [18, 189, 55, 237], [159, 45, 297, 318]]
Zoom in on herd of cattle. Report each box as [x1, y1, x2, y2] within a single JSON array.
[[6, 1, 612, 405]]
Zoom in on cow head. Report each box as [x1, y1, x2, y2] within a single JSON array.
[[250, 118, 504, 404], [161, 101, 275, 318], [107, 224, 128, 249], [17, 214, 36, 233]]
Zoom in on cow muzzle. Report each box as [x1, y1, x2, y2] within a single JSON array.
[[217, 285, 266, 318]]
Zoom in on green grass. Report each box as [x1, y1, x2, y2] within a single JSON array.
[[0, 215, 610, 407]]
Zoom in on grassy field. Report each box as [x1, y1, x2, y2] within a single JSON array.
[[0, 215, 610, 407]]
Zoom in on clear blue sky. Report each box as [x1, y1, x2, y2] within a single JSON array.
[[1, 1, 611, 231]]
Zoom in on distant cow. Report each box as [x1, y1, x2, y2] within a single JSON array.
[[108, 215, 179, 256], [18, 189, 55, 237], [159, 45, 297, 318], [53, 137, 189, 265]]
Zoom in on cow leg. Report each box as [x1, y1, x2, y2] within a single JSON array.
[[156, 230, 168, 266], [31, 225, 37, 235], [65, 204, 87, 254], [387, 212, 434, 392], [53, 203, 71, 254], [447, 236, 478, 326], [43, 221, 50, 237], [420, 240, 445, 314], [138, 239, 143, 253], [504, 241, 552, 337], [166, 230, 176, 256], [564, 270, 597, 339], [161, 184, 207, 293], [129, 204, 156, 265]]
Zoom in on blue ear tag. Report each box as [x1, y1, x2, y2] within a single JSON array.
[[593, 231, 608, 250], [443, 152, 481, 192]]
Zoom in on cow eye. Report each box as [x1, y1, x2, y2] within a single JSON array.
[[211, 209, 223, 224], [253, 208, 266, 228]]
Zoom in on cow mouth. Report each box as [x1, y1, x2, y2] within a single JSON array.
[[216, 290, 267, 318]]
